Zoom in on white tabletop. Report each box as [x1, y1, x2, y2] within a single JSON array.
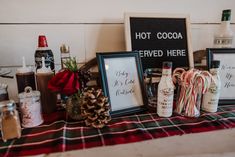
[[47, 128, 235, 157]]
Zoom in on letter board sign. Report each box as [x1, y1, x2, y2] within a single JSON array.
[[125, 13, 194, 71]]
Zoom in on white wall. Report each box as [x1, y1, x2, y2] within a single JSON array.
[[0, 0, 235, 100]]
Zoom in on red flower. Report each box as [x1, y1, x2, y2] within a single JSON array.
[[48, 69, 80, 96]]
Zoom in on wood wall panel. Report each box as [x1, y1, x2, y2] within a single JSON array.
[[1, 0, 234, 23], [0, 0, 235, 100], [0, 25, 86, 66], [1, 24, 235, 67]]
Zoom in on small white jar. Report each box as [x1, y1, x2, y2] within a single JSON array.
[[19, 86, 43, 128]]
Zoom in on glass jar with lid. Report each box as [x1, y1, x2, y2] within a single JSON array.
[[0, 100, 21, 142], [19, 86, 43, 128], [0, 83, 9, 101]]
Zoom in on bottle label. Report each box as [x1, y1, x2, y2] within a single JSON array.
[[214, 37, 233, 48], [61, 57, 71, 69], [35, 50, 55, 72], [162, 69, 172, 76], [157, 87, 174, 117], [202, 73, 221, 112]]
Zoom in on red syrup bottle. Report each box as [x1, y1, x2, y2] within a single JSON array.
[[35, 35, 55, 72]]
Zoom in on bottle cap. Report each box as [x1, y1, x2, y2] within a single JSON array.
[[221, 9, 231, 21], [16, 57, 33, 73], [37, 57, 52, 73], [211, 60, 220, 69], [60, 44, 70, 53], [38, 35, 48, 47], [18, 86, 40, 100], [0, 83, 7, 90], [162, 61, 172, 69], [0, 100, 16, 112]]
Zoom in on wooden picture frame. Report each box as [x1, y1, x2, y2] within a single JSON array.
[[96, 51, 147, 117], [124, 13, 194, 71], [207, 48, 235, 105]]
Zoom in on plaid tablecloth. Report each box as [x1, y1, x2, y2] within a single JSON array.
[[1, 105, 235, 156]]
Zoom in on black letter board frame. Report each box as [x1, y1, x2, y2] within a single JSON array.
[[124, 13, 194, 71]]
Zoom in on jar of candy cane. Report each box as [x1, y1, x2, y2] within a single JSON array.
[[173, 68, 212, 117], [18, 86, 43, 128]]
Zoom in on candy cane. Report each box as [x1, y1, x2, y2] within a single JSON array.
[[174, 70, 187, 114], [173, 68, 185, 84], [175, 69, 193, 115], [200, 71, 212, 93], [181, 70, 199, 117], [184, 70, 212, 117], [187, 73, 205, 117]]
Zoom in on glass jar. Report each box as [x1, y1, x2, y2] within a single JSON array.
[[66, 95, 83, 120], [18, 86, 43, 128], [144, 68, 161, 110], [0, 83, 9, 101], [0, 100, 21, 142]]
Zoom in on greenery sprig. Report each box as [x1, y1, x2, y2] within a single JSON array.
[[63, 57, 92, 91], [63, 57, 78, 72]]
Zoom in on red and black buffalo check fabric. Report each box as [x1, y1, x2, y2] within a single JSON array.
[[1, 105, 235, 156]]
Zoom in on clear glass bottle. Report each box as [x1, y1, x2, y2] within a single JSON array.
[[0, 100, 21, 142], [202, 60, 221, 112], [60, 44, 71, 69], [214, 9, 234, 48], [157, 62, 174, 117]]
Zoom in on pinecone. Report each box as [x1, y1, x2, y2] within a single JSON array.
[[81, 88, 111, 128]]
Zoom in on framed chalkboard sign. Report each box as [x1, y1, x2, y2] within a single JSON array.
[[207, 48, 235, 105], [125, 13, 194, 71]]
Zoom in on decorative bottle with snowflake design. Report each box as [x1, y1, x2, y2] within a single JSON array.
[[202, 60, 221, 112], [157, 62, 174, 117]]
